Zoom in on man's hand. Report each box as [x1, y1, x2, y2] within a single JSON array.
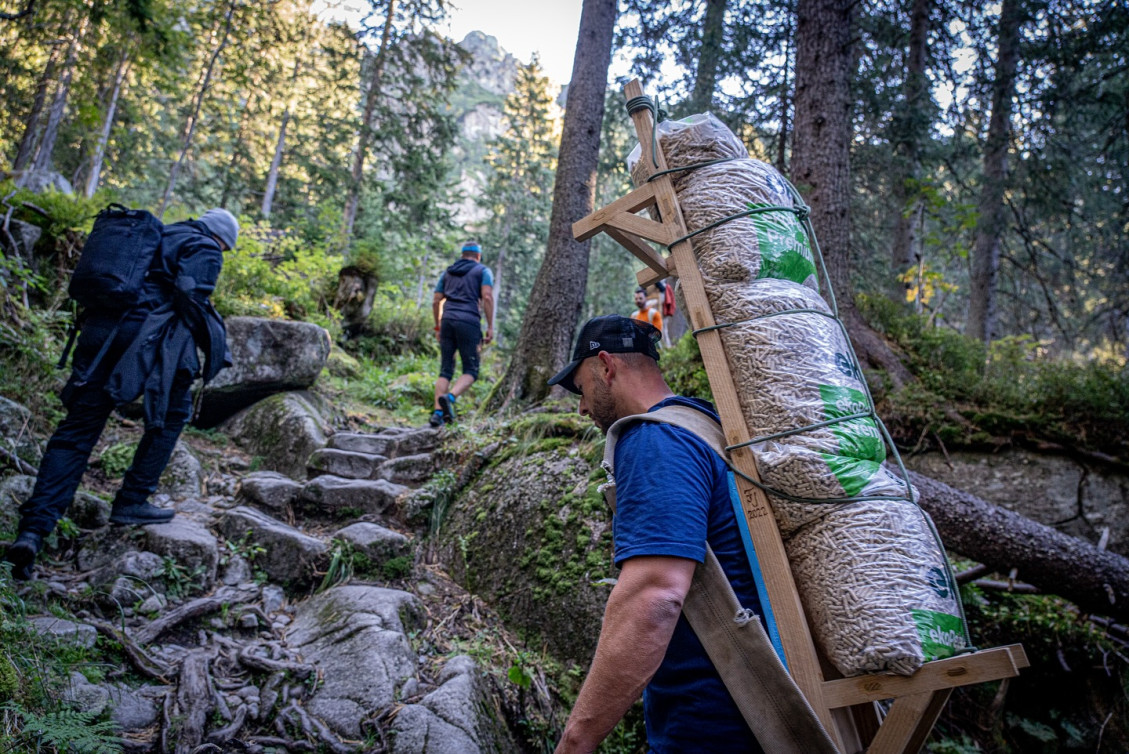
[[554, 556, 694, 753], [484, 327, 494, 344]]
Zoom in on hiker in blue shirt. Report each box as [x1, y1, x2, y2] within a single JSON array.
[[429, 241, 494, 427], [548, 315, 765, 754], [3, 209, 237, 581]]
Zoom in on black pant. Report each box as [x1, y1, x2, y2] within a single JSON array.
[[18, 316, 192, 537]]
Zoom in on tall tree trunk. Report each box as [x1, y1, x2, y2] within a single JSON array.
[[966, 0, 1024, 345], [85, 46, 131, 198], [791, 0, 914, 387], [28, 13, 89, 175], [343, 0, 396, 237], [11, 40, 63, 172], [487, 0, 617, 410], [157, 0, 238, 218], [687, 0, 727, 114], [261, 56, 304, 219], [220, 97, 252, 207], [776, 29, 792, 174], [889, 0, 931, 303]]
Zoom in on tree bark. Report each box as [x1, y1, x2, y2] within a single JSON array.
[[487, 0, 617, 410], [85, 46, 131, 198], [28, 13, 89, 175], [910, 469, 1129, 623], [966, 0, 1024, 345], [687, 0, 727, 114], [157, 0, 238, 218], [261, 57, 303, 220], [343, 0, 396, 237], [889, 0, 931, 304], [791, 0, 916, 388], [11, 39, 62, 172]]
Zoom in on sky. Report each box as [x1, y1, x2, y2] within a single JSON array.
[[442, 0, 584, 85]]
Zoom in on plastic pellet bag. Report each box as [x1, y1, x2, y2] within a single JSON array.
[[630, 113, 968, 677]]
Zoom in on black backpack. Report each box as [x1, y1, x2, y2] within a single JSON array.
[[57, 204, 164, 370], [69, 203, 164, 310]]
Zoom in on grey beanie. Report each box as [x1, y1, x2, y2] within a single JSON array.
[[199, 208, 239, 250]]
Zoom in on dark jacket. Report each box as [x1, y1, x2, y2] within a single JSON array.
[[78, 219, 230, 427], [439, 258, 488, 325]]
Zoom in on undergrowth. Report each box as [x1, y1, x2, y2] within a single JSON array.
[[0, 569, 122, 752]]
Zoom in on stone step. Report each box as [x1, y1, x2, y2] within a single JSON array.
[[328, 427, 440, 459], [217, 506, 328, 591], [306, 448, 388, 480], [377, 453, 436, 486], [238, 471, 302, 516], [298, 476, 408, 518]]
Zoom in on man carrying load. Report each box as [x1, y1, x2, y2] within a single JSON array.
[[548, 314, 764, 753], [429, 241, 494, 427]]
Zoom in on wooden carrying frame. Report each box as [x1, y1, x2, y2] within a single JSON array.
[[573, 80, 1029, 754]]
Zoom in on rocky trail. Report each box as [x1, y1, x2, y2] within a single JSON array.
[[1, 419, 543, 753]]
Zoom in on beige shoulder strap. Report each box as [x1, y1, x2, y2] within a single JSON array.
[[600, 405, 838, 754]]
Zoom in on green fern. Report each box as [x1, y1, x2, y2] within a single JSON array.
[[9, 705, 121, 753]]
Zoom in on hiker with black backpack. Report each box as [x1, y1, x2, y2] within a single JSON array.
[[2, 207, 238, 581]]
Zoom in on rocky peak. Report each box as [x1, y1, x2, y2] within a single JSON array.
[[457, 31, 518, 96]]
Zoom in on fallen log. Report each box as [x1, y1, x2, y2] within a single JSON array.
[[910, 469, 1129, 622]]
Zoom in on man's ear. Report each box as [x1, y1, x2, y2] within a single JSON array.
[[596, 351, 617, 383]]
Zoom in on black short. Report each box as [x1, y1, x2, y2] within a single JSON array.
[[438, 319, 481, 380]]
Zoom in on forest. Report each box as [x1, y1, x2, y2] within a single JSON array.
[[0, 0, 1128, 751]]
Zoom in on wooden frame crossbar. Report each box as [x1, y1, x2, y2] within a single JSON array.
[[572, 79, 1028, 754]]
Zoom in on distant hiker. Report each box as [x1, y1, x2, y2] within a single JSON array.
[[630, 285, 663, 341], [548, 315, 766, 753], [429, 241, 494, 427], [3, 208, 237, 581]]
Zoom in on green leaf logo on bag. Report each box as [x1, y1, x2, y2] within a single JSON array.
[[912, 609, 967, 660], [746, 202, 817, 286], [817, 384, 886, 496]]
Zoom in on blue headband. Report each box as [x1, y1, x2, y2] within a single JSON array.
[[462, 243, 481, 254]]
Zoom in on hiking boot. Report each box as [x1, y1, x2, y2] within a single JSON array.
[[438, 393, 457, 424], [109, 501, 175, 526], [428, 409, 445, 428], [3, 531, 41, 581]]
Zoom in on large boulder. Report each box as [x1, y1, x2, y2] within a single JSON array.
[[219, 392, 330, 480], [17, 169, 74, 195], [198, 317, 331, 425], [439, 444, 613, 665], [0, 396, 40, 468], [287, 585, 424, 737], [391, 655, 522, 754], [217, 506, 327, 590]]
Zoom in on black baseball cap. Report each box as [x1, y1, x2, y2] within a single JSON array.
[[548, 314, 661, 395]]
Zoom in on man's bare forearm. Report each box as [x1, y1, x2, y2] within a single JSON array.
[[555, 557, 693, 753]]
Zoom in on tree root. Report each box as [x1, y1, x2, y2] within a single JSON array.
[[88, 619, 172, 680], [174, 648, 217, 754], [238, 645, 314, 679], [205, 704, 248, 744], [137, 587, 259, 645]]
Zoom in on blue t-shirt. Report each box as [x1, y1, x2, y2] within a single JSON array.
[[613, 396, 765, 754]]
